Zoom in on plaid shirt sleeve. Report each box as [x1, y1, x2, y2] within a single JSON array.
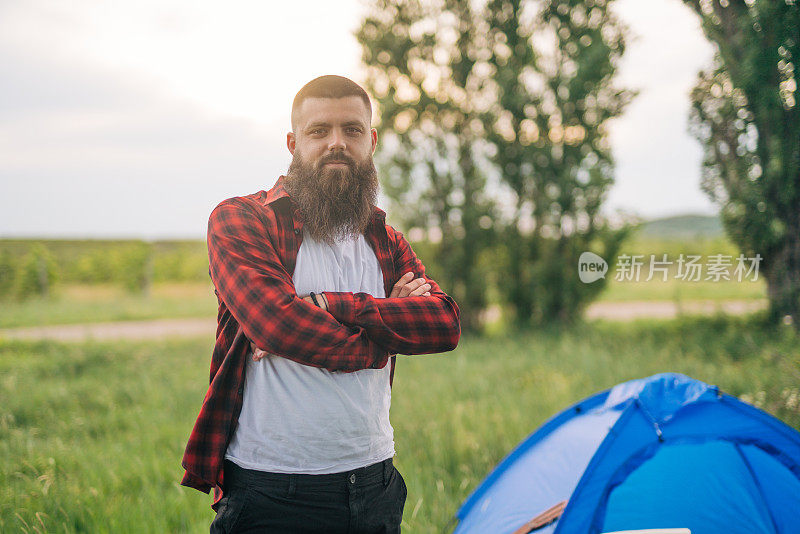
[[208, 197, 390, 371], [323, 225, 461, 355]]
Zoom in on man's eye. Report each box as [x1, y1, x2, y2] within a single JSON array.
[[347, 128, 362, 135], [309, 129, 325, 136]]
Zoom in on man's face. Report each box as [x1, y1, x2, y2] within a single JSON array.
[[287, 96, 377, 174], [284, 96, 380, 244]]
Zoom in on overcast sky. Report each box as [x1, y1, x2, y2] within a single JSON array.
[[0, 0, 716, 239]]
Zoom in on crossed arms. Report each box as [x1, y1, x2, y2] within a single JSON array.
[[252, 274, 432, 361], [207, 198, 461, 373]]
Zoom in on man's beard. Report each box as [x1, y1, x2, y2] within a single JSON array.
[[284, 150, 379, 245]]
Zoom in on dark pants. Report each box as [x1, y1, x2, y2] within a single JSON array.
[[210, 458, 407, 533]]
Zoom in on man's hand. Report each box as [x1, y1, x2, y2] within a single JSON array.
[[302, 294, 328, 310], [251, 341, 270, 362], [252, 275, 430, 362], [390, 272, 431, 298]]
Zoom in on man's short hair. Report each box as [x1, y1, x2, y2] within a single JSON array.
[[291, 75, 372, 130]]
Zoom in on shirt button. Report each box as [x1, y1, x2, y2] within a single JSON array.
[[349, 474, 356, 484], [294, 228, 300, 234]]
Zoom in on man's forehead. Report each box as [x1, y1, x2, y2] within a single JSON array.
[[295, 96, 371, 128]]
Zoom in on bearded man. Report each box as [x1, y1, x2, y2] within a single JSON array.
[[180, 75, 461, 533]]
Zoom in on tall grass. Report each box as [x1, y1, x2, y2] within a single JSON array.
[[1, 316, 798, 532]]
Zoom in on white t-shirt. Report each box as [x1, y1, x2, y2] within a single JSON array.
[[225, 228, 394, 473]]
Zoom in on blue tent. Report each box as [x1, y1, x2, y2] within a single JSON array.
[[454, 373, 800, 534]]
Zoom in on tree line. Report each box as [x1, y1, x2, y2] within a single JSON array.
[[357, 0, 798, 331], [0, 240, 209, 300]]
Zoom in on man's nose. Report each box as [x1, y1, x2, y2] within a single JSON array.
[[328, 129, 346, 151]]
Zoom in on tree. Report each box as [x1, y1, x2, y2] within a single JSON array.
[[119, 241, 154, 295], [0, 250, 17, 299], [15, 244, 58, 300], [685, 0, 799, 327], [357, 0, 498, 332], [358, 0, 633, 328], [482, 0, 634, 325]]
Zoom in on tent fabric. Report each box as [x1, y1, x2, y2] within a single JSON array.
[[454, 373, 800, 534], [603, 441, 780, 533], [455, 388, 619, 534]]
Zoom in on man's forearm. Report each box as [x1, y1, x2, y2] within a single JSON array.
[[323, 290, 460, 355], [249, 278, 435, 363], [318, 246, 460, 356]]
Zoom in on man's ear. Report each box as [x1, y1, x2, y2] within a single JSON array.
[[287, 132, 296, 155], [370, 128, 378, 154]]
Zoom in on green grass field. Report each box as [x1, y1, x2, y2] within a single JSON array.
[[2, 316, 798, 533], [600, 276, 766, 302], [599, 235, 766, 301], [0, 283, 218, 329]]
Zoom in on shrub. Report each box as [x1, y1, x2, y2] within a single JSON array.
[[15, 244, 58, 300]]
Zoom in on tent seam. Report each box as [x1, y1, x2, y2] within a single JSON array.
[[733, 443, 781, 534]]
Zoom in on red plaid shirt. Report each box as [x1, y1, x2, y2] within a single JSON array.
[[180, 176, 461, 509]]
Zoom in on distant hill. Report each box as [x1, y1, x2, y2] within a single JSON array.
[[637, 214, 724, 240]]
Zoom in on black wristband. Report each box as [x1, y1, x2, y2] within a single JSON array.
[[309, 291, 321, 307]]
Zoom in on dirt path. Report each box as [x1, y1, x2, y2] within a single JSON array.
[[584, 299, 766, 321], [0, 317, 217, 342], [0, 300, 767, 342]]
